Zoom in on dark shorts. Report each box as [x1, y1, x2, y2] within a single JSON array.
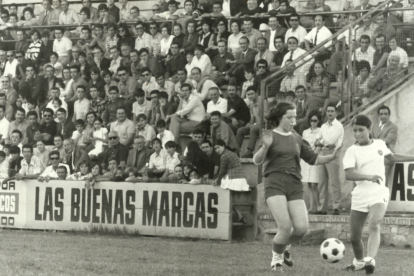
[[264, 172, 304, 201]]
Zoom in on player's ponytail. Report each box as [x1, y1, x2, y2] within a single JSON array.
[[266, 101, 296, 128]]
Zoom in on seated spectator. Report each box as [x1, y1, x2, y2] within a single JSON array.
[[307, 61, 331, 108], [117, 66, 138, 100], [46, 87, 68, 115], [369, 54, 405, 93], [62, 138, 89, 174], [78, 52, 92, 81], [38, 151, 70, 182], [53, 27, 72, 67], [255, 37, 274, 71], [144, 138, 167, 182], [227, 19, 244, 56], [101, 158, 119, 178], [185, 52, 195, 76], [227, 37, 257, 83], [372, 34, 390, 74], [76, 27, 93, 60], [185, 140, 215, 180], [90, 25, 107, 56], [388, 36, 409, 70], [352, 60, 374, 110], [88, 68, 105, 98], [98, 131, 128, 171], [8, 145, 22, 177], [18, 65, 47, 107], [73, 86, 90, 122], [0, 151, 9, 178], [93, 46, 110, 72], [25, 111, 41, 147], [102, 86, 127, 127], [156, 120, 175, 148], [56, 108, 76, 139], [304, 15, 332, 60], [110, 107, 135, 147], [281, 37, 313, 77], [141, 67, 159, 98], [139, 48, 164, 80], [26, 30, 44, 65], [148, 21, 163, 57], [39, 108, 57, 147], [59, 0, 79, 25], [168, 83, 205, 142], [261, 15, 287, 52], [136, 114, 156, 147], [155, 75, 175, 102], [355, 12, 378, 44], [159, 24, 174, 59], [212, 139, 249, 191], [312, 0, 334, 28], [15, 30, 30, 53], [373, 12, 396, 43], [128, 6, 147, 22], [207, 18, 230, 58], [149, 90, 161, 126], [66, 160, 92, 180], [7, 108, 29, 145], [222, 84, 251, 134], [159, 91, 178, 123], [174, 68, 195, 95], [253, 59, 271, 92], [15, 145, 44, 180], [0, 76, 17, 107], [82, 0, 98, 21], [72, 119, 86, 147], [108, 47, 123, 74], [182, 129, 205, 156], [46, 52, 64, 79], [133, 89, 151, 121], [34, 140, 50, 168], [4, 51, 18, 79], [354, 35, 375, 68], [292, 85, 319, 134], [52, 134, 66, 162], [0, 94, 13, 122], [38, 0, 54, 25], [267, 0, 297, 29], [191, 67, 221, 103], [67, 65, 89, 103], [241, 68, 255, 101], [285, 14, 307, 45], [236, 87, 267, 157], [17, 7, 39, 28], [171, 24, 185, 51], [211, 39, 234, 86], [172, 164, 185, 183], [153, 0, 180, 20], [134, 21, 152, 54], [160, 141, 181, 182], [9, 129, 23, 155], [95, 4, 116, 24], [210, 111, 239, 153], [125, 135, 154, 175], [190, 45, 212, 75], [165, 42, 187, 82], [200, 140, 220, 178], [181, 20, 199, 54], [242, 17, 263, 50], [280, 60, 306, 92]]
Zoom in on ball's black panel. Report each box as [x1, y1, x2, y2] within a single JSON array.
[[323, 241, 329, 248], [322, 254, 328, 260], [332, 260, 339, 263], [332, 248, 339, 256], [335, 239, 341, 244]]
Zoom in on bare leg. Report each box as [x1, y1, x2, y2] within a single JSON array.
[[349, 210, 369, 260], [286, 199, 309, 245], [367, 203, 387, 259], [266, 195, 292, 254]]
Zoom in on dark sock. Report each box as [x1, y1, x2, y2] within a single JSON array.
[[272, 242, 286, 254]]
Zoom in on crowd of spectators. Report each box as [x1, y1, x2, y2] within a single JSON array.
[[0, 0, 408, 200]]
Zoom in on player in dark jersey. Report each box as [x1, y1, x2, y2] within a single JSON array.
[[253, 101, 341, 272]]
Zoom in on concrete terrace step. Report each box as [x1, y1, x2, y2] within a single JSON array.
[[263, 228, 325, 246]]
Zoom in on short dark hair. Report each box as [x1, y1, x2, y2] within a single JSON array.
[[193, 129, 205, 136], [378, 105, 391, 115], [158, 91, 169, 100], [360, 34, 371, 43], [44, 108, 54, 116], [201, 140, 212, 147], [326, 103, 338, 112], [22, 144, 33, 153], [75, 119, 85, 126], [10, 145, 21, 154], [137, 114, 147, 121], [49, 150, 60, 158], [56, 108, 67, 114], [156, 119, 166, 129], [165, 141, 177, 149], [295, 85, 306, 92], [210, 111, 222, 118], [57, 165, 68, 174], [11, 129, 23, 139], [27, 110, 38, 119]]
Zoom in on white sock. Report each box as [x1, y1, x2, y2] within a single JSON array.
[[285, 244, 291, 252], [271, 251, 284, 266], [364, 256, 376, 266], [353, 258, 365, 270]]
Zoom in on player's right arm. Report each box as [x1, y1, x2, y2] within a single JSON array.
[[345, 168, 382, 184], [253, 131, 272, 165]]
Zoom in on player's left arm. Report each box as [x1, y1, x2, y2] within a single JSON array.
[[385, 153, 414, 163]]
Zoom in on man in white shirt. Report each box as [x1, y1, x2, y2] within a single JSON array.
[[304, 14, 332, 61], [191, 67, 221, 102], [119, 0, 134, 22], [108, 47, 123, 74], [155, 74, 175, 102], [134, 21, 152, 53], [153, 0, 180, 20], [53, 27, 72, 66], [59, 0, 80, 25], [168, 83, 205, 143], [141, 67, 159, 98], [72, 86, 90, 122], [281, 37, 313, 77], [354, 35, 375, 68], [38, 150, 70, 182], [206, 87, 228, 115], [110, 107, 135, 147], [280, 60, 306, 92], [15, 145, 43, 180], [190, 45, 212, 75], [0, 105, 9, 144], [285, 13, 308, 46], [315, 104, 344, 215], [262, 15, 287, 51], [3, 50, 18, 78]]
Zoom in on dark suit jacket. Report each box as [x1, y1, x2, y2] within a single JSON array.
[[372, 120, 398, 152], [18, 75, 47, 103], [229, 48, 257, 73], [264, 28, 287, 49], [126, 147, 154, 173], [95, 58, 111, 72], [65, 146, 90, 174], [182, 33, 200, 53], [46, 77, 63, 101], [295, 95, 320, 125], [226, 0, 247, 16], [57, 120, 76, 139], [88, 77, 106, 99]]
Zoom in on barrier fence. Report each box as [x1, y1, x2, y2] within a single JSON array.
[[0, 180, 233, 240]]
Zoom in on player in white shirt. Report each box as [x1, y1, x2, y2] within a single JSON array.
[[343, 115, 414, 274]]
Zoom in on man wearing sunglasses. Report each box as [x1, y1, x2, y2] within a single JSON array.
[[98, 131, 128, 172], [38, 151, 70, 182], [141, 67, 159, 99], [39, 108, 58, 147], [134, 21, 152, 54], [285, 14, 307, 45]]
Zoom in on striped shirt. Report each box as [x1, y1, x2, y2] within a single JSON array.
[[25, 40, 43, 61]]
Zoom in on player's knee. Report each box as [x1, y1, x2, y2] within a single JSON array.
[[294, 225, 308, 237], [368, 220, 381, 232], [278, 225, 292, 236]]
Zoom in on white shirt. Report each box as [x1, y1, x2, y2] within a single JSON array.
[[388, 47, 409, 68], [281, 48, 313, 75], [343, 139, 391, 193], [0, 117, 10, 140], [160, 35, 175, 55], [19, 155, 43, 175], [269, 29, 277, 52], [149, 150, 166, 170], [320, 118, 344, 147], [157, 130, 175, 148], [207, 98, 228, 114], [53, 37, 73, 57], [285, 26, 308, 44], [41, 163, 70, 178], [109, 56, 123, 73], [132, 99, 152, 116], [142, 77, 159, 98], [47, 96, 68, 111], [190, 54, 212, 75], [305, 26, 332, 48], [222, 0, 231, 17], [165, 151, 180, 172], [176, 93, 206, 122], [4, 59, 18, 78], [354, 46, 376, 68]]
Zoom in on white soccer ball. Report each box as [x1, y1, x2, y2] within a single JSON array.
[[320, 238, 346, 263]]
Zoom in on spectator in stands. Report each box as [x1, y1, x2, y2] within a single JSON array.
[[223, 84, 251, 134], [206, 18, 229, 59], [0, 104, 9, 144], [281, 36, 312, 77], [261, 15, 285, 53], [186, 140, 215, 180], [34, 140, 50, 168], [24, 111, 41, 147], [170, 24, 184, 51], [156, 75, 175, 102], [308, 61, 331, 108], [39, 108, 57, 147], [169, 83, 205, 142], [72, 86, 90, 122], [243, 17, 262, 50], [108, 47, 123, 74], [139, 48, 164, 79], [354, 0, 373, 13], [38, 151, 70, 182], [304, 15, 332, 60], [255, 37, 274, 71], [228, 19, 244, 56], [134, 21, 151, 53], [148, 21, 163, 57], [8, 145, 22, 177], [206, 87, 228, 123], [102, 87, 127, 127], [314, 104, 344, 215], [373, 12, 396, 42], [227, 37, 257, 83], [132, 89, 151, 122], [191, 67, 220, 103], [270, 35, 288, 73], [352, 60, 373, 110], [0, 76, 17, 106], [369, 54, 405, 93], [149, 90, 161, 126], [118, 0, 133, 22], [53, 134, 66, 162], [144, 138, 166, 182], [210, 111, 239, 152], [236, 87, 266, 158], [372, 34, 390, 74], [0, 94, 12, 121], [125, 135, 154, 175], [241, 0, 264, 21], [285, 14, 307, 45], [174, 68, 194, 95], [95, 4, 116, 24], [313, 0, 334, 28], [88, 68, 104, 98], [15, 144, 43, 181], [82, 0, 99, 21], [99, 131, 128, 170], [90, 25, 107, 55], [17, 7, 38, 28], [181, 20, 199, 54], [49, 0, 62, 25], [293, 85, 319, 135], [211, 40, 234, 86], [106, 0, 120, 23], [9, 129, 23, 152], [26, 30, 44, 65], [18, 65, 46, 106], [221, 0, 246, 17], [136, 113, 156, 147], [116, 23, 135, 50], [7, 108, 29, 145], [166, 46, 186, 84], [356, 13, 378, 43], [110, 107, 134, 147], [280, 60, 306, 92], [160, 140, 181, 182], [53, 27, 72, 67], [56, 108, 75, 139], [4, 51, 18, 79], [93, 46, 110, 72], [0, 151, 8, 178], [117, 66, 137, 100], [59, 0, 79, 25], [156, 119, 175, 147], [355, 35, 375, 68], [62, 138, 89, 174], [388, 36, 409, 70], [39, 0, 54, 25], [68, 65, 88, 102], [15, 31, 29, 53], [76, 27, 93, 58], [201, 140, 220, 178], [182, 129, 206, 156], [130, 6, 147, 22], [153, 0, 180, 20], [190, 45, 212, 75]]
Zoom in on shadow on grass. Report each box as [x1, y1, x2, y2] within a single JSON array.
[[67, 225, 141, 237]]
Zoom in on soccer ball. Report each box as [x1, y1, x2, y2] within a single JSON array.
[[320, 238, 345, 263]]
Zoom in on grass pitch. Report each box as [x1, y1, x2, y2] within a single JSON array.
[[0, 229, 413, 276]]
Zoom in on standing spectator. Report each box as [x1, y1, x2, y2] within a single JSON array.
[[372, 34, 390, 74], [39, 108, 57, 146], [39, 0, 54, 25], [210, 111, 239, 153], [314, 104, 344, 215], [53, 27, 72, 67], [38, 151, 70, 182], [73, 86, 90, 122], [355, 13, 378, 43], [186, 140, 215, 180], [223, 84, 251, 134], [107, 0, 120, 23], [98, 131, 128, 170], [110, 107, 135, 147], [304, 15, 332, 58], [227, 37, 257, 83], [300, 110, 322, 214], [281, 37, 313, 77], [56, 108, 76, 139], [18, 65, 46, 105], [285, 14, 307, 45], [59, 0, 80, 25], [236, 87, 266, 158], [15, 145, 43, 180], [373, 12, 396, 42], [307, 61, 331, 109], [7, 108, 29, 145], [355, 35, 375, 68], [125, 135, 154, 174], [168, 83, 205, 142], [293, 85, 319, 136]]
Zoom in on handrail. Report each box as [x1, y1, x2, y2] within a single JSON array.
[[339, 71, 414, 126]]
